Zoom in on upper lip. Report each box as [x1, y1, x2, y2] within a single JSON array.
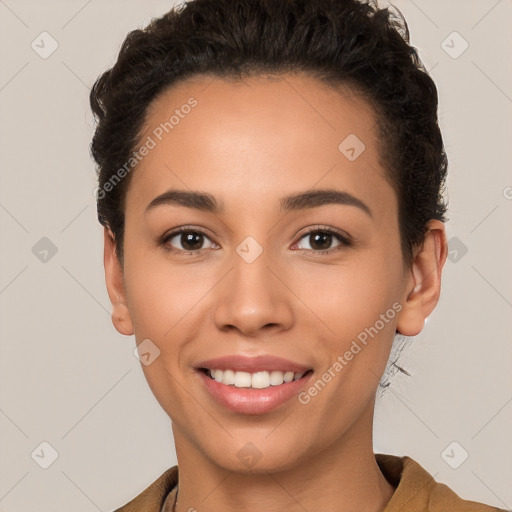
[[196, 355, 312, 373]]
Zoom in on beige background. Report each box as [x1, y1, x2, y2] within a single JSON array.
[[0, 0, 511, 510]]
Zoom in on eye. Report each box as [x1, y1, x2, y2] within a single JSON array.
[[294, 227, 351, 254], [159, 225, 351, 255], [160, 227, 217, 253]]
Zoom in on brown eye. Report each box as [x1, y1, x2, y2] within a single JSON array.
[[295, 228, 351, 254], [163, 229, 215, 252], [307, 232, 334, 251]]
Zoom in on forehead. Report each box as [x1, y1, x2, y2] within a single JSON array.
[[143, 72, 379, 150], [126, 72, 394, 218]]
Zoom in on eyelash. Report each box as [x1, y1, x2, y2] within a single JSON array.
[[158, 225, 352, 256]]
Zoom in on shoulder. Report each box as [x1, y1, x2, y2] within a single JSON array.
[[376, 453, 506, 512], [112, 466, 178, 512]]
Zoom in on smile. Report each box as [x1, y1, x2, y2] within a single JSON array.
[[204, 368, 308, 389]]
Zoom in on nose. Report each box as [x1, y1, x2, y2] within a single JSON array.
[[213, 245, 294, 337]]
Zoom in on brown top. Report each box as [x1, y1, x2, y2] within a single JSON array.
[[113, 453, 506, 512]]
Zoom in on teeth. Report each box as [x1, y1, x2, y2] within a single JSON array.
[[207, 369, 306, 389], [222, 369, 235, 385], [283, 371, 295, 383], [234, 371, 252, 388], [251, 371, 270, 389]]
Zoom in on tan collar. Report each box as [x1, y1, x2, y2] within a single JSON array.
[[115, 453, 504, 512]]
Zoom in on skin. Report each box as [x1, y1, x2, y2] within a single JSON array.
[[103, 72, 447, 512]]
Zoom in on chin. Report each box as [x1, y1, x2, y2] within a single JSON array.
[[199, 430, 312, 475]]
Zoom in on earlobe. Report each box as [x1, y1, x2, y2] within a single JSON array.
[[396, 220, 448, 337], [103, 227, 134, 336]]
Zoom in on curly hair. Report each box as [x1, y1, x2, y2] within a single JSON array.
[[90, 0, 448, 267]]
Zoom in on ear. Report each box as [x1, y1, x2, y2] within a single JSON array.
[[396, 220, 448, 336], [103, 227, 134, 336]]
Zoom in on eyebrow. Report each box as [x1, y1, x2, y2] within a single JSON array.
[[280, 189, 372, 218], [145, 188, 372, 218]]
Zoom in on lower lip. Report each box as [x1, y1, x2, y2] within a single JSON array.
[[198, 370, 312, 414]]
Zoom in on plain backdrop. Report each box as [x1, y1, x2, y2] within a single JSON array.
[[0, 0, 511, 510]]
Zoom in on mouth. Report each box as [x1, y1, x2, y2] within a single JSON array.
[[199, 368, 313, 389], [194, 355, 314, 414], [195, 354, 314, 415]]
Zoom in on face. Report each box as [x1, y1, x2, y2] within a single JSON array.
[[104, 72, 444, 473]]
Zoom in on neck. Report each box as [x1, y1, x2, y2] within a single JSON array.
[[172, 403, 395, 512]]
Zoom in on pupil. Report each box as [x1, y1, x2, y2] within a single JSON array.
[[182, 232, 203, 250], [311, 233, 331, 250]]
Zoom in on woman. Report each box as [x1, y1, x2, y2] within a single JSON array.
[[89, 0, 505, 510]]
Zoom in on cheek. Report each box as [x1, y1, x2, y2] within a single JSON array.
[[298, 256, 402, 338], [294, 259, 402, 410], [294, 249, 404, 400], [122, 240, 213, 340], [122, 247, 210, 418]]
